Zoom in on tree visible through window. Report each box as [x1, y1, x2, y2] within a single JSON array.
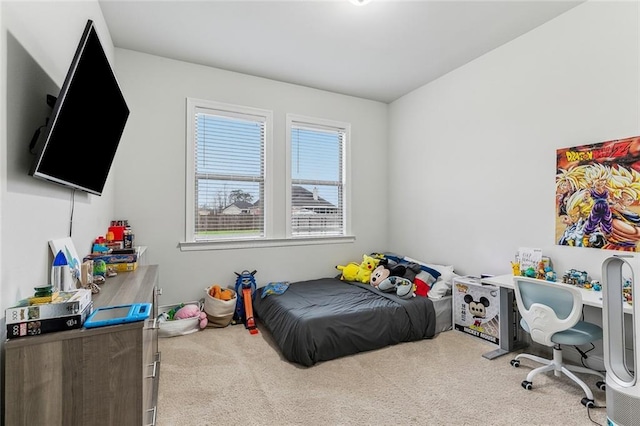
[[185, 100, 350, 246], [187, 99, 270, 241]]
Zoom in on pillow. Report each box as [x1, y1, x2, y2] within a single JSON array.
[[399, 256, 441, 280], [429, 280, 450, 299], [413, 272, 430, 297], [414, 270, 436, 285], [403, 256, 455, 285], [376, 252, 441, 282]]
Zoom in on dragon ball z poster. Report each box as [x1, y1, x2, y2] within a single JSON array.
[[556, 136, 640, 251]]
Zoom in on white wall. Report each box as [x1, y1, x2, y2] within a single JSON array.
[[0, 0, 119, 408], [389, 1, 639, 367], [389, 1, 640, 281], [113, 50, 389, 304], [1, 1, 116, 308]]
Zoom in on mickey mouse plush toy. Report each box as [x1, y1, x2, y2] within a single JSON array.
[[464, 294, 490, 327]]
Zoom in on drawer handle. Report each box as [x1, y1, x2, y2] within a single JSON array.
[[145, 318, 159, 330], [145, 406, 157, 426], [147, 360, 158, 379]]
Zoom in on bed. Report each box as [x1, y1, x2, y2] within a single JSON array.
[[253, 275, 453, 367]]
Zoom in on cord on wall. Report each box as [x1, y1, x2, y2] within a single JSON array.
[[69, 189, 76, 237]]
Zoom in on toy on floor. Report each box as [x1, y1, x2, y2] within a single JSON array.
[[174, 304, 208, 329], [209, 284, 234, 301], [233, 270, 259, 334]]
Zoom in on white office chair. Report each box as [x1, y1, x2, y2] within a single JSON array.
[[510, 277, 606, 407]]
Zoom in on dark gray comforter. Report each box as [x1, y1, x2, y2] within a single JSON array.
[[253, 277, 436, 366]]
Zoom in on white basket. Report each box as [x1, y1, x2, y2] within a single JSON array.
[[158, 300, 203, 338], [203, 287, 236, 328], [204, 287, 236, 316]]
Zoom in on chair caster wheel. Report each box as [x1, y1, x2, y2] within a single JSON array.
[[521, 380, 532, 390], [510, 359, 520, 367], [596, 381, 606, 391], [581, 397, 595, 408]]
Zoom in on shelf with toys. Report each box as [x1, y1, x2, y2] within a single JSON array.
[[485, 272, 632, 315], [509, 247, 631, 306]]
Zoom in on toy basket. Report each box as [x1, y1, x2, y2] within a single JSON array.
[[158, 300, 204, 338], [204, 287, 236, 328]]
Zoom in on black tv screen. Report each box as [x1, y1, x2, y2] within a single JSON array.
[[29, 19, 129, 196]]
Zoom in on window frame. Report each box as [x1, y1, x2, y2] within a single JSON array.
[[180, 100, 353, 251], [285, 113, 351, 239], [184, 98, 274, 246]]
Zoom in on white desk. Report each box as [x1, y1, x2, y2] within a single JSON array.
[[479, 274, 633, 360]]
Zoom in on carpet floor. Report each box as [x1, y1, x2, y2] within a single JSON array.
[[156, 323, 607, 425]]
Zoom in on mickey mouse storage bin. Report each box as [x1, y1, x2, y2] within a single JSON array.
[[453, 276, 500, 345]]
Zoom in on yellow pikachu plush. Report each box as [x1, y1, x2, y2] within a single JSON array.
[[337, 254, 380, 283], [336, 262, 361, 281], [355, 254, 379, 284]]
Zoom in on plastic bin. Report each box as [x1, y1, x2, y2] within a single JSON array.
[[158, 300, 203, 337]]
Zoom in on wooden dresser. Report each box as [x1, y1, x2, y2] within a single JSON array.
[[4, 265, 161, 426]]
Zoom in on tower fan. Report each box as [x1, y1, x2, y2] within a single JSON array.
[[602, 255, 639, 426]]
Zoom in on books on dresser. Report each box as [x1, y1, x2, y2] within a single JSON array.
[[6, 301, 93, 338], [5, 288, 92, 324]]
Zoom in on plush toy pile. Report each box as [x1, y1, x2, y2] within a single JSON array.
[[336, 252, 440, 298], [170, 303, 208, 329], [208, 284, 235, 301], [336, 254, 379, 284]]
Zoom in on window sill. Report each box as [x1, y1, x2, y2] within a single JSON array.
[[179, 235, 356, 251]]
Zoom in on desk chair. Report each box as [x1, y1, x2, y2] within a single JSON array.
[[510, 277, 606, 407]]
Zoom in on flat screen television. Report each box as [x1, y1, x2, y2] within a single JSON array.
[[29, 19, 129, 196]]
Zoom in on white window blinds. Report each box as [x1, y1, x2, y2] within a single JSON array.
[[192, 106, 267, 241], [290, 120, 346, 236]]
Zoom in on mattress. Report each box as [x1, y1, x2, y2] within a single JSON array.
[[253, 277, 438, 366], [431, 294, 453, 334]]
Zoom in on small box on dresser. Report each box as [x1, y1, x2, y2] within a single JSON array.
[[5, 288, 92, 324], [7, 301, 93, 338]]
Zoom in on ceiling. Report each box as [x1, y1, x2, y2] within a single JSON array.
[[99, 0, 583, 103]]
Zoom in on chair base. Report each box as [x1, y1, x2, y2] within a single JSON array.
[[512, 346, 605, 402]]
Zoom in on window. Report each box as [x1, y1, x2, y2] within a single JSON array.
[[287, 114, 349, 237], [183, 100, 352, 250], [185, 98, 272, 242]]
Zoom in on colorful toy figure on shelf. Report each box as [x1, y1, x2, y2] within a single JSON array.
[[93, 259, 107, 277], [536, 260, 546, 280], [623, 277, 633, 305], [523, 267, 536, 278], [511, 261, 521, 276], [92, 236, 110, 254], [544, 267, 557, 282], [562, 269, 589, 287]]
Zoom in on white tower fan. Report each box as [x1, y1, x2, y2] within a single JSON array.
[[602, 255, 640, 426]]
